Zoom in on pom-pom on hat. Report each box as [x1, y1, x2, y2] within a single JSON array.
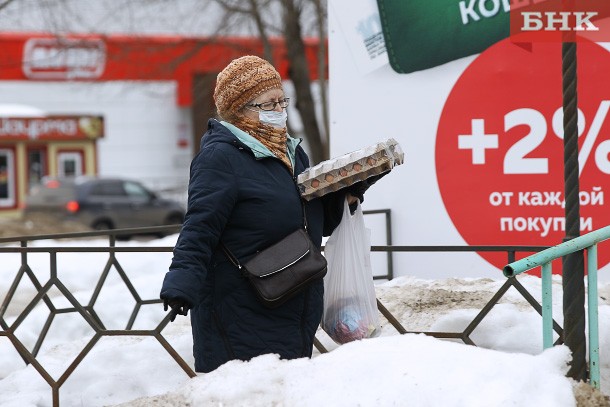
[[213, 55, 283, 120]]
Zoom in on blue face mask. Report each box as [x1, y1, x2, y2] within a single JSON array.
[[258, 109, 287, 128]]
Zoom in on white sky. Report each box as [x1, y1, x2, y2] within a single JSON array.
[[0, 235, 609, 406], [0, 0, 318, 38]]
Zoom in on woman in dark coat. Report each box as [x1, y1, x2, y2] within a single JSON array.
[[160, 55, 363, 373]]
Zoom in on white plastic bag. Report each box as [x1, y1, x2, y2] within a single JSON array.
[[321, 199, 381, 344]]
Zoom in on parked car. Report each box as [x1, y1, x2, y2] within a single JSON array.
[[23, 176, 185, 235]]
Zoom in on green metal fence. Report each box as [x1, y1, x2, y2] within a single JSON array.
[[503, 224, 610, 390]]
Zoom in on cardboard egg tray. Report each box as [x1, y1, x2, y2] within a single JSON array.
[[297, 138, 404, 201]]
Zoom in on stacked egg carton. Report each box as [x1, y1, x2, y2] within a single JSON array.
[[297, 138, 404, 201]]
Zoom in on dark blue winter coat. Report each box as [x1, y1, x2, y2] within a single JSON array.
[[160, 119, 345, 373]]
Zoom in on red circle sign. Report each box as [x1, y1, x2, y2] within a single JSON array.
[[436, 38, 610, 273]]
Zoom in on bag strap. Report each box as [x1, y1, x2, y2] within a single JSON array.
[[299, 197, 309, 231], [292, 176, 308, 231], [219, 241, 244, 273]]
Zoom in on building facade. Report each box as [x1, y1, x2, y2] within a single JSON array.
[[0, 33, 322, 217]]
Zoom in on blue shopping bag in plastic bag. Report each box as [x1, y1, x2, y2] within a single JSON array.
[[322, 199, 380, 344]]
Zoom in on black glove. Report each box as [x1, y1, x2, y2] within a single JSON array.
[[348, 171, 389, 204], [163, 297, 191, 322]]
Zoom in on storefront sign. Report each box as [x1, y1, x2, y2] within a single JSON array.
[[1, 32, 322, 106], [0, 116, 104, 140], [22, 38, 106, 79]]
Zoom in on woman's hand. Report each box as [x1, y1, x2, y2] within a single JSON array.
[[347, 172, 390, 205], [346, 193, 359, 205], [163, 297, 191, 322]]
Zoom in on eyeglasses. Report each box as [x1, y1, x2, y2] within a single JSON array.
[[247, 98, 290, 111]]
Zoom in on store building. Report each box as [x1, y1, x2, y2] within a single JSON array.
[[0, 113, 104, 211], [0, 32, 322, 217]]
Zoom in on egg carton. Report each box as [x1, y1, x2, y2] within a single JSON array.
[[297, 138, 404, 201]]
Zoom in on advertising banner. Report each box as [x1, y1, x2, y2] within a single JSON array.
[[329, 0, 610, 278], [436, 39, 610, 273], [377, 0, 509, 73]]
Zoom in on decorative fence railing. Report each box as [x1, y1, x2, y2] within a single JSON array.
[[0, 226, 192, 407], [0, 225, 554, 406], [503, 224, 610, 390]]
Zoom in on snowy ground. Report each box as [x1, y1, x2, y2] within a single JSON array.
[[0, 235, 609, 406]]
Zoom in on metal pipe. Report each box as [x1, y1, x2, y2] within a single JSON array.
[[542, 262, 553, 349], [503, 225, 610, 389], [503, 225, 610, 277], [587, 244, 600, 389]]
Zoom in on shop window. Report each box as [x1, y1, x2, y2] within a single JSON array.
[[58, 152, 83, 178], [0, 149, 15, 208]]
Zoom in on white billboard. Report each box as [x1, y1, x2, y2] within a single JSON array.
[[328, 0, 610, 281]]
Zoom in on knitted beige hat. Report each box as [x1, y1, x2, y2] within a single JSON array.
[[214, 55, 283, 120]]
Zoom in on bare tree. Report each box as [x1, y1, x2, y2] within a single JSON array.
[[214, 0, 329, 163], [279, 0, 326, 163], [216, 0, 276, 63], [309, 0, 329, 142]]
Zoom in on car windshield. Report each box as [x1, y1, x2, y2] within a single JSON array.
[[89, 182, 125, 197], [123, 181, 151, 199]]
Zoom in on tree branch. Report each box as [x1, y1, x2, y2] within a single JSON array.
[[0, 0, 16, 13], [215, 0, 251, 14], [247, 0, 274, 64], [310, 0, 329, 142]]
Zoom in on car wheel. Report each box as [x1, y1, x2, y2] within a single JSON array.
[[158, 213, 183, 237], [91, 219, 132, 239], [91, 220, 113, 230], [164, 214, 184, 225]]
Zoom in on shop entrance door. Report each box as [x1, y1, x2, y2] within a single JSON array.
[[28, 148, 47, 190]]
